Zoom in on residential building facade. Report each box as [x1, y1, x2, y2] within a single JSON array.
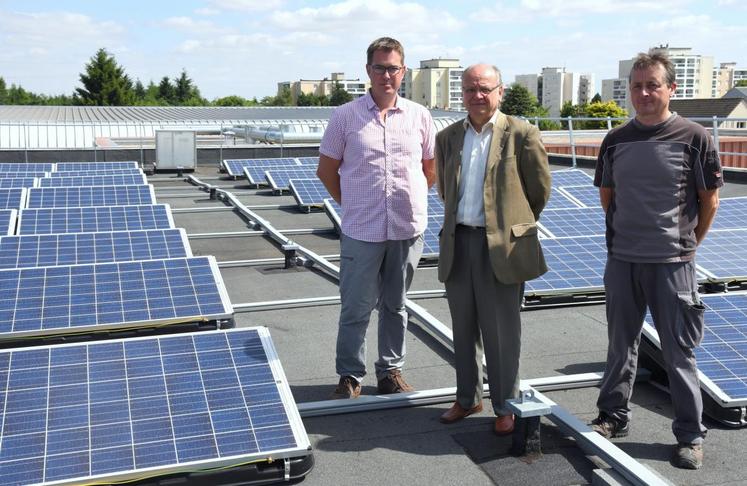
[[514, 67, 594, 117], [399, 59, 464, 111], [278, 73, 368, 104]]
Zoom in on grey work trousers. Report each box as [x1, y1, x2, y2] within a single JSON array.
[[597, 257, 707, 444], [335, 233, 423, 382], [445, 226, 523, 416]]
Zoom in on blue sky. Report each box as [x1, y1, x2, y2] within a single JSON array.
[[1, 0, 745, 100]]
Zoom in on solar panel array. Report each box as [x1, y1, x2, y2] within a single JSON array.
[[223, 157, 301, 178], [0, 210, 16, 236], [289, 178, 330, 209], [39, 174, 147, 187], [525, 236, 607, 295], [558, 185, 601, 208], [0, 178, 37, 189], [18, 204, 175, 235], [0, 229, 191, 270], [0, 163, 54, 172], [0, 172, 48, 179], [0, 327, 310, 485], [697, 229, 747, 282], [48, 168, 143, 177], [265, 167, 318, 191], [545, 187, 584, 210], [537, 207, 606, 238], [27, 185, 156, 209], [0, 188, 27, 210], [710, 197, 747, 231], [55, 161, 139, 172]]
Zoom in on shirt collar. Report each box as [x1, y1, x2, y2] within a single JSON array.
[[463, 109, 500, 134], [364, 90, 403, 113]]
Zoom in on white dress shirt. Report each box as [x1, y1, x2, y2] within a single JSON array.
[[457, 110, 499, 227]]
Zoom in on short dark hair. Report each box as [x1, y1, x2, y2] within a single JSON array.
[[367, 37, 404, 65], [629, 52, 676, 86]]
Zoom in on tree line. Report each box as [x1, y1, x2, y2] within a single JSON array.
[[0, 48, 352, 107]]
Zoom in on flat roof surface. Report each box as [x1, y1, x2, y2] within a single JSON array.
[[146, 162, 747, 486]]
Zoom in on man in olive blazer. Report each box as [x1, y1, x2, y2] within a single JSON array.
[[436, 64, 551, 434]]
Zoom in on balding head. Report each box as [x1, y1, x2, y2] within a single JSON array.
[[462, 63, 504, 132]]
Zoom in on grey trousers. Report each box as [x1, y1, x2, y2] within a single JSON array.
[[597, 257, 707, 444], [335, 233, 423, 382], [445, 226, 523, 416]]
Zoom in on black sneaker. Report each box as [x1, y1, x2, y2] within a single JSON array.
[[590, 412, 629, 438], [377, 370, 414, 394], [331, 376, 361, 399], [672, 443, 703, 470]]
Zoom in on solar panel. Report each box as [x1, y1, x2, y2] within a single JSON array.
[[17, 204, 175, 235], [289, 178, 329, 209], [558, 185, 601, 208], [422, 215, 442, 257], [550, 168, 594, 186], [55, 161, 139, 172], [525, 235, 607, 295], [265, 167, 318, 191], [0, 327, 311, 485], [0, 209, 16, 236], [0, 163, 54, 172], [0, 172, 48, 179], [428, 188, 444, 216], [0, 177, 37, 189], [27, 185, 156, 208], [710, 197, 747, 231], [537, 207, 606, 238], [0, 188, 27, 210], [696, 229, 747, 282], [0, 229, 191, 270], [545, 187, 584, 210], [0, 256, 232, 340], [297, 157, 320, 165], [222, 158, 300, 178], [39, 174, 147, 187], [323, 198, 342, 234], [49, 168, 143, 177], [643, 292, 747, 406]]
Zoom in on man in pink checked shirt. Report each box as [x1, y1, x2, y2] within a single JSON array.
[[317, 37, 436, 399]]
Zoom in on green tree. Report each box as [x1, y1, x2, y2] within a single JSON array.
[[527, 105, 561, 130], [74, 48, 134, 105], [297, 92, 327, 106], [583, 101, 628, 129], [214, 95, 249, 106], [560, 101, 585, 129], [501, 84, 537, 117], [133, 80, 146, 101], [736, 80, 747, 87], [329, 82, 353, 106], [157, 76, 175, 104], [261, 87, 293, 106], [591, 93, 602, 104], [173, 69, 205, 105], [0, 77, 6, 104]]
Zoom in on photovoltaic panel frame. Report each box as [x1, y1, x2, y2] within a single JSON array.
[[297, 157, 320, 165], [265, 167, 318, 192], [0, 163, 54, 172], [0, 228, 192, 270], [222, 158, 300, 178], [27, 185, 156, 208], [289, 178, 330, 210], [545, 187, 584, 210], [0, 209, 17, 236], [421, 215, 441, 258], [48, 168, 144, 177], [0, 256, 233, 342], [0, 326, 312, 486], [524, 235, 607, 296], [55, 161, 139, 172], [39, 174, 147, 187], [17, 204, 175, 235], [558, 185, 601, 208], [642, 291, 747, 408], [696, 229, 747, 283], [710, 197, 747, 231], [537, 206, 606, 238], [323, 198, 342, 235], [0, 188, 28, 210]]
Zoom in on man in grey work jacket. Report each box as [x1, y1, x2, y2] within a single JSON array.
[[591, 51, 721, 470]]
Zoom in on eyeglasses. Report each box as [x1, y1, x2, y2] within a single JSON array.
[[370, 64, 403, 75], [462, 85, 501, 96]]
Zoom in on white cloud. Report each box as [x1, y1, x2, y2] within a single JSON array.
[[208, 0, 284, 12], [162, 16, 224, 34], [472, 0, 690, 22], [195, 7, 221, 16]]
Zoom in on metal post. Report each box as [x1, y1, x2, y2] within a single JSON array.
[[607, 116, 612, 130], [712, 116, 720, 160], [23, 123, 29, 163], [219, 122, 224, 170], [567, 117, 577, 168]]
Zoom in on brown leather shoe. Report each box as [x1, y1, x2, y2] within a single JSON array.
[[494, 414, 515, 435], [439, 401, 483, 424]]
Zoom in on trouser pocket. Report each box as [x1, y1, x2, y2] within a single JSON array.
[[676, 291, 705, 348]]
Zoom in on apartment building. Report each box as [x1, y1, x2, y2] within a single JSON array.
[[277, 73, 368, 104], [399, 59, 464, 111], [515, 68, 594, 117]]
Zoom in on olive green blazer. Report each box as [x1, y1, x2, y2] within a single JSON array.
[[435, 112, 551, 284]]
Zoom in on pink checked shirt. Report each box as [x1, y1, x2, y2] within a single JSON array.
[[319, 92, 435, 242]]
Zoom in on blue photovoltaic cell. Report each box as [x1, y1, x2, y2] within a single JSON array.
[[39, 174, 147, 187], [27, 185, 155, 208], [0, 327, 309, 485], [525, 235, 607, 295], [545, 187, 583, 210], [289, 178, 329, 208], [559, 185, 601, 208], [537, 207, 606, 238], [0, 229, 190, 270], [550, 169, 594, 186], [17, 204, 174, 235], [297, 157, 320, 165], [0, 178, 36, 189], [323, 198, 341, 234], [422, 215, 442, 257], [0, 172, 47, 179], [49, 169, 143, 178], [0, 256, 232, 338], [55, 162, 139, 172], [696, 229, 747, 281], [645, 293, 747, 404], [223, 158, 300, 178], [0, 163, 54, 172], [0, 210, 15, 236], [265, 167, 318, 191], [428, 188, 444, 216], [710, 197, 747, 231], [0, 189, 26, 210]]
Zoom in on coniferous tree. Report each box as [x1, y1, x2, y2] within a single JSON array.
[[74, 48, 134, 105]]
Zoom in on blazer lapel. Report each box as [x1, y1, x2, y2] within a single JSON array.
[[486, 112, 509, 175], [449, 124, 465, 187]]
